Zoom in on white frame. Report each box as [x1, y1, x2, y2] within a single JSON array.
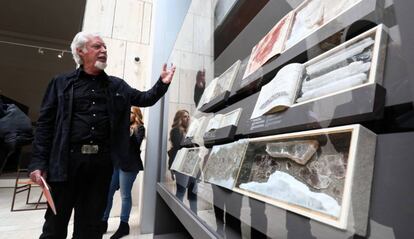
[[284, 0, 375, 52], [233, 124, 376, 233], [294, 24, 387, 106]]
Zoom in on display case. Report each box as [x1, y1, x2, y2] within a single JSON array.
[[155, 0, 414, 238], [234, 125, 375, 235]]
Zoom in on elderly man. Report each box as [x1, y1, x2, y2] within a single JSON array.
[[28, 32, 175, 238]]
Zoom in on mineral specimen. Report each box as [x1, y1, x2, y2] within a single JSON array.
[[265, 140, 319, 165]]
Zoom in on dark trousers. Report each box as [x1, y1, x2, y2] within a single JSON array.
[[176, 182, 197, 213], [39, 150, 113, 239]]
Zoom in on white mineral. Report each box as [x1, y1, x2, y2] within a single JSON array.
[[297, 72, 367, 102], [265, 140, 319, 165], [306, 37, 374, 77], [239, 171, 340, 217], [302, 61, 371, 92]]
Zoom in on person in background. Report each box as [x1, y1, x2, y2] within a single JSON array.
[[194, 69, 206, 107], [168, 110, 198, 212], [28, 31, 175, 239], [167, 110, 190, 172], [101, 106, 145, 239]]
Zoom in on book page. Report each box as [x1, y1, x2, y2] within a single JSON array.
[[251, 63, 304, 119], [197, 77, 218, 108], [205, 114, 224, 132], [212, 60, 241, 99], [186, 117, 201, 138], [170, 148, 187, 172], [220, 108, 243, 128], [243, 11, 294, 80]]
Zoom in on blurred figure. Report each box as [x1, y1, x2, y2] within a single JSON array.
[[194, 69, 206, 107], [101, 106, 145, 239], [167, 110, 190, 171], [168, 110, 198, 212]]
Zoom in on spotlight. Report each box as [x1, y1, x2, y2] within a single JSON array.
[[38, 48, 44, 54], [58, 51, 64, 58]]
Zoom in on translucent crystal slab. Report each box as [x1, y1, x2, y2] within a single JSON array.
[[265, 140, 319, 165]]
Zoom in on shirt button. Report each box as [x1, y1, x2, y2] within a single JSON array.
[[70, 149, 74, 153], [92, 89, 95, 92], [90, 140, 94, 144], [93, 114, 96, 117], [92, 101, 96, 105], [91, 127, 95, 130]]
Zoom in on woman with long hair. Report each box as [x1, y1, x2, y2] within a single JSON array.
[[168, 109, 197, 212], [102, 106, 145, 239], [168, 109, 190, 169]]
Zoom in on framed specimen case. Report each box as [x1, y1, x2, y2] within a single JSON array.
[[202, 140, 249, 189], [233, 124, 376, 235], [295, 24, 387, 104], [198, 60, 241, 112], [171, 147, 209, 178]]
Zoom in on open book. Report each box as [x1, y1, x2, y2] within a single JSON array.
[[197, 60, 241, 109], [251, 63, 304, 119], [243, 11, 294, 80], [205, 108, 243, 132]]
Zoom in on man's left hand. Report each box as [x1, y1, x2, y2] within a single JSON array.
[[160, 63, 176, 84]]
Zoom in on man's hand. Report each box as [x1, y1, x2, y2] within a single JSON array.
[[160, 63, 176, 84], [30, 169, 47, 188]]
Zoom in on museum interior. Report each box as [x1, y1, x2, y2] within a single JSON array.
[[1, 0, 414, 238]]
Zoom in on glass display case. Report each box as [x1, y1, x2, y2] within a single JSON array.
[[155, 0, 414, 238]]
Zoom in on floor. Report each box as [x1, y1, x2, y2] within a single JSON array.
[[0, 186, 152, 239]]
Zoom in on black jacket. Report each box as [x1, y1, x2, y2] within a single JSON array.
[[123, 125, 145, 172], [168, 127, 184, 169], [0, 104, 33, 147], [29, 68, 169, 181]]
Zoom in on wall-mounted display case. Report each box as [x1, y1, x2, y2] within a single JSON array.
[[155, 1, 414, 238]]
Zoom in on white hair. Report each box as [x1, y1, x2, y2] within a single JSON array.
[[70, 31, 103, 65]]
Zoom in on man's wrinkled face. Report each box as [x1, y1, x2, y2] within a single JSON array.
[[78, 36, 107, 70]]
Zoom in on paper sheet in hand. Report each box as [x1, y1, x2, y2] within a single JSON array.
[[40, 176, 57, 215]]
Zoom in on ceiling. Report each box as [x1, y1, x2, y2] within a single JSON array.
[[0, 0, 86, 120]]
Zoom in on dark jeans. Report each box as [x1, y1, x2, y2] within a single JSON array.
[[176, 182, 197, 213], [39, 150, 113, 239]]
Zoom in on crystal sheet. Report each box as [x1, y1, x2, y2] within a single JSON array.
[[180, 147, 209, 177], [265, 140, 319, 165], [203, 140, 249, 189], [236, 132, 352, 218]]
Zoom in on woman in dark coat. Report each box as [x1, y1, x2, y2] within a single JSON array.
[[168, 110, 198, 212]]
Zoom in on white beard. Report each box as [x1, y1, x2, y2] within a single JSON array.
[[95, 61, 107, 70]]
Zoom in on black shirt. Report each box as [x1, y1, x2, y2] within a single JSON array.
[[70, 69, 110, 145]]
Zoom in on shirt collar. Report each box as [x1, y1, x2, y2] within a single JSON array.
[[78, 65, 109, 80]]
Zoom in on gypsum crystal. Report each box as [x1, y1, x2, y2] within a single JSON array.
[[265, 140, 319, 165], [307, 154, 346, 179], [299, 167, 332, 189], [350, 49, 372, 62], [297, 73, 367, 102], [306, 37, 374, 78], [302, 61, 371, 92]]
